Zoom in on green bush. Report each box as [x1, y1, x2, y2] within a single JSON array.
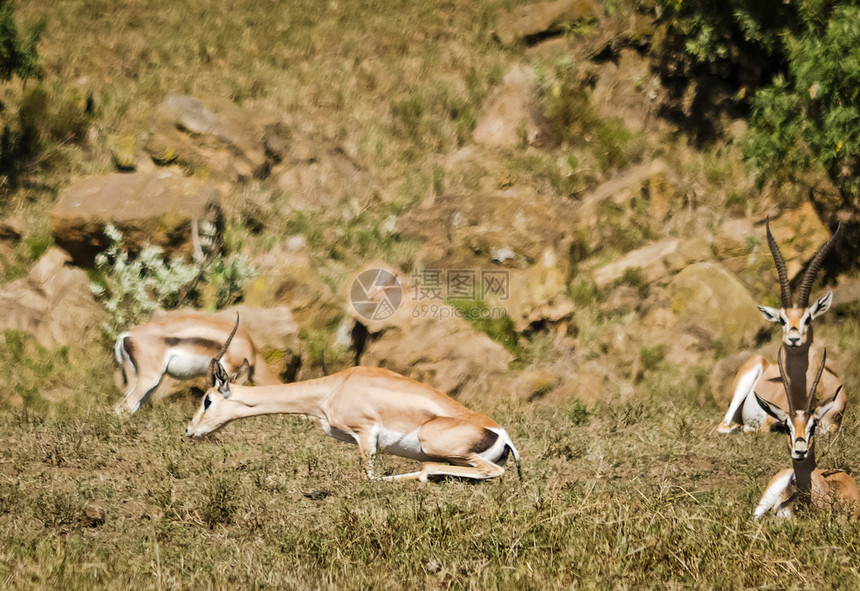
[[91, 225, 255, 336], [744, 6, 860, 198], [0, 0, 43, 85], [655, 1, 860, 214]]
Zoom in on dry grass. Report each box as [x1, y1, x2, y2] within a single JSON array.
[[1, 326, 860, 589]]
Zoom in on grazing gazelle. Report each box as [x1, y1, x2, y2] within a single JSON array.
[[114, 312, 280, 415], [753, 349, 860, 520], [718, 219, 844, 434], [185, 325, 521, 482]]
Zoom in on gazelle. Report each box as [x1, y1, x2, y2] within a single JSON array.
[[718, 219, 844, 433], [753, 349, 860, 520], [185, 327, 521, 482], [114, 312, 280, 415]]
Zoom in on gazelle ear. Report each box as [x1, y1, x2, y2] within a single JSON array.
[[231, 359, 253, 385], [813, 386, 842, 421], [809, 291, 833, 319], [207, 359, 231, 396], [755, 393, 788, 424], [757, 305, 782, 324]]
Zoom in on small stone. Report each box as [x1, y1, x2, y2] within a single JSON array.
[[81, 501, 107, 527]]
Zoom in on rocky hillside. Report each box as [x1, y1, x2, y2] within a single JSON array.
[[1, 0, 858, 414]]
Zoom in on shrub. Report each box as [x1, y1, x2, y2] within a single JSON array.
[[655, 1, 860, 239], [744, 6, 860, 198], [91, 225, 255, 336], [0, 1, 47, 188]]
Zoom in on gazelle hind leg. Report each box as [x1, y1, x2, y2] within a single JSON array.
[[357, 430, 380, 480], [381, 417, 507, 482], [115, 370, 166, 415], [720, 358, 764, 432], [383, 457, 505, 482]]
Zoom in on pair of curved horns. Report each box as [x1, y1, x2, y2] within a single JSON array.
[[776, 346, 827, 416], [765, 217, 841, 309]]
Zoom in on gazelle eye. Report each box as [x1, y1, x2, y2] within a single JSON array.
[[778, 317, 787, 326], [203, 395, 213, 410]]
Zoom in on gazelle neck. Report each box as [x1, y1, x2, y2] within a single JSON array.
[[792, 443, 817, 502], [224, 372, 353, 420], [783, 334, 813, 413]]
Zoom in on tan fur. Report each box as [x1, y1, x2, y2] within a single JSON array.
[[719, 345, 845, 435], [757, 467, 860, 520], [115, 313, 279, 415], [185, 366, 521, 482], [754, 351, 858, 520], [744, 354, 845, 434]]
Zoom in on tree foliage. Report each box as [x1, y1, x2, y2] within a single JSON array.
[[744, 6, 860, 198], [0, 0, 43, 85], [655, 0, 860, 227]]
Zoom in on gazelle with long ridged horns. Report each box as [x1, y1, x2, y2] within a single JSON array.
[[753, 349, 860, 520], [718, 219, 844, 433], [114, 312, 280, 415], [185, 320, 521, 482]]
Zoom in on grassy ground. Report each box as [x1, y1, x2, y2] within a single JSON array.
[[1, 328, 860, 590]]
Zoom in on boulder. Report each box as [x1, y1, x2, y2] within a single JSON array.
[[49, 171, 219, 267], [506, 248, 575, 332], [399, 147, 579, 266], [576, 159, 679, 231], [269, 125, 375, 212], [0, 217, 24, 273], [0, 248, 106, 348], [355, 308, 519, 407], [473, 66, 545, 148], [144, 95, 270, 182], [241, 239, 339, 328], [590, 48, 659, 133], [341, 265, 519, 405], [592, 238, 682, 290], [660, 262, 762, 354], [494, 0, 600, 46], [715, 206, 832, 301]]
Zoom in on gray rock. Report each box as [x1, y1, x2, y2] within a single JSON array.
[[0, 248, 106, 348], [49, 171, 219, 267], [494, 0, 600, 46], [145, 95, 270, 181]]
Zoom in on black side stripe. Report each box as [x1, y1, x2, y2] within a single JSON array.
[[164, 336, 224, 351]]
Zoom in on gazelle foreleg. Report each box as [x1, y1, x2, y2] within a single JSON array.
[[754, 469, 795, 519]]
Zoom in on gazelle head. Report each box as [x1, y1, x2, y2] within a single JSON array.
[[755, 348, 841, 461], [756, 219, 840, 349], [185, 314, 251, 438]]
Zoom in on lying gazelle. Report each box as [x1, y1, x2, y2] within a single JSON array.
[[753, 349, 860, 520], [718, 219, 844, 433], [185, 324, 522, 482], [114, 312, 280, 415]]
